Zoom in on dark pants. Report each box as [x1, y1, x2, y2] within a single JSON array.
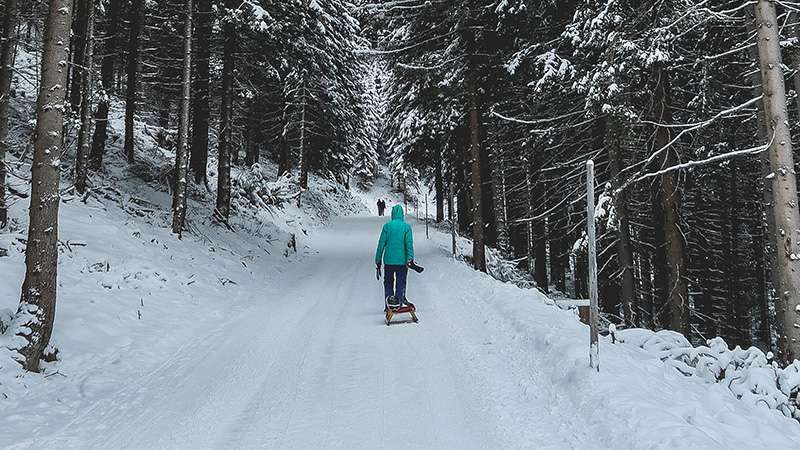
[[383, 265, 408, 304]]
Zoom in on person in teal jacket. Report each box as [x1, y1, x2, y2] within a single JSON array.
[[375, 204, 414, 308]]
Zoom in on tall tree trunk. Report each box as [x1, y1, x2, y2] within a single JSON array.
[[524, 163, 534, 277], [747, 4, 778, 350], [89, 0, 120, 170], [215, 5, 235, 221], [435, 149, 444, 222], [650, 174, 668, 328], [724, 160, 746, 346], [74, 0, 95, 194], [790, 11, 800, 121], [172, 0, 192, 236], [13, 0, 73, 372], [653, 64, 690, 338], [457, 184, 469, 233], [0, 0, 19, 228], [754, 0, 800, 363], [468, 70, 485, 272], [190, 0, 211, 184], [278, 125, 290, 177], [124, 0, 144, 164], [752, 213, 771, 346], [549, 198, 567, 293], [68, 0, 86, 112], [490, 144, 510, 257], [531, 154, 548, 293], [244, 96, 257, 166], [606, 116, 635, 327], [298, 83, 309, 191], [639, 232, 655, 328]]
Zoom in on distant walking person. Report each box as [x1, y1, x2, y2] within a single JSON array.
[[375, 204, 414, 308], [377, 199, 386, 216]]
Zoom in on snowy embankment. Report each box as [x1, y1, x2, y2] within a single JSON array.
[[1, 166, 800, 448]]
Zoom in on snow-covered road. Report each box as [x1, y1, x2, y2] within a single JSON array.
[[99, 216, 505, 449], [34, 216, 514, 449], [6, 213, 800, 449]]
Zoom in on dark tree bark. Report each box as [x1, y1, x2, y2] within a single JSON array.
[[606, 117, 635, 327], [14, 0, 73, 371], [650, 174, 668, 329], [68, 0, 86, 112], [530, 155, 548, 293], [74, 0, 95, 193], [244, 97, 257, 166], [190, 0, 212, 183], [723, 161, 746, 346], [653, 65, 689, 337], [0, 0, 19, 228], [124, 0, 144, 163], [89, 0, 120, 169], [278, 128, 290, 177], [216, 3, 235, 220], [746, 4, 777, 350], [548, 192, 568, 294], [172, 0, 193, 236], [468, 70, 485, 272], [490, 144, 510, 257], [435, 149, 444, 222]]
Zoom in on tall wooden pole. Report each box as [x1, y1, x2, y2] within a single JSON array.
[[587, 160, 599, 371]]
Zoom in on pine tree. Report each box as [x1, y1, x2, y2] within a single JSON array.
[[215, 0, 237, 222], [0, 0, 19, 228], [89, 0, 120, 169], [74, 0, 96, 194], [12, 0, 73, 371], [172, 0, 193, 236], [124, 0, 144, 163], [754, 0, 800, 362], [191, 0, 212, 184]]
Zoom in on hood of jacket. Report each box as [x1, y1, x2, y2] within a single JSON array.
[[391, 204, 404, 220]]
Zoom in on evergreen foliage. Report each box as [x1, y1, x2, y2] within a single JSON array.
[[7, 0, 800, 367]]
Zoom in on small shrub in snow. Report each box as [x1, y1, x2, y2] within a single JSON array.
[[617, 329, 800, 420], [0, 309, 12, 334], [232, 164, 298, 209]]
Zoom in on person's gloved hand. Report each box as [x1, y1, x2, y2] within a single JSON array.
[[376, 263, 381, 281]]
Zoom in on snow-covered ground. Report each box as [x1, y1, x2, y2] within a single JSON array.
[[2, 164, 800, 449]]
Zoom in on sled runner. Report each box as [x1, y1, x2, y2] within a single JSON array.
[[384, 300, 418, 326]]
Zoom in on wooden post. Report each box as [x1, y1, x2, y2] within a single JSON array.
[[587, 159, 599, 371], [450, 182, 456, 257]]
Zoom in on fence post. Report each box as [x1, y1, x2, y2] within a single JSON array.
[[587, 159, 599, 372]]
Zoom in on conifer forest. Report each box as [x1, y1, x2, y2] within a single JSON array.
[[5, 0, 800, 371]]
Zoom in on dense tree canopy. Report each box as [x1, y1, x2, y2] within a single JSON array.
[[6, 0, 800, 367]]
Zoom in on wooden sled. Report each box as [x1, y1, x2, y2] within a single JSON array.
[[385, 301, 418, 325]]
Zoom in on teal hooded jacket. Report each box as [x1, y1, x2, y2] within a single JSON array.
[[375, 205, 414, 265]]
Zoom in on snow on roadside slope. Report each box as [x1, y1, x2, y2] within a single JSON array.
[[419, 224, 800, 448], [0, 162, 346, 446]]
